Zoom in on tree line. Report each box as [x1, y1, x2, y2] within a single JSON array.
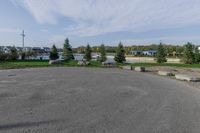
[[0, 47, 19, 61], [75, 44, 185, 57], [0, 47, 43, 61], [1, 38, 200, 64], [50, 39, 126, 63], [50, 38, 107, 62], [155, 42, 200, 64]]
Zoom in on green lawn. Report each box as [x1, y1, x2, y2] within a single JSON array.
[[0, 60, 103, 69], [0, 60, 200, 69], [0, 60, 49, 69]]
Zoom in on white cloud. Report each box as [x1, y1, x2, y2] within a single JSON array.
[[0, 28, 21, 33], [118, 35, 200, 45], [41, 29, 49, 33], [48, 35, 66, 43], [12, 0, 200, 37]]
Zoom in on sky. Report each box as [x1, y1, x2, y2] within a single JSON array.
[[0, 0, 200, 47]]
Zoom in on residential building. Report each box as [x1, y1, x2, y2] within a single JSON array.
[[143, 50, 158, 56], [130, 50, 143, 56]]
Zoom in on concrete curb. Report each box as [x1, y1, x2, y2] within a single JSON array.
[[135, 67, 145, 72], [175, 74, 200, 82], [122, 66, 133, 70], [158, 71, 174, 76]]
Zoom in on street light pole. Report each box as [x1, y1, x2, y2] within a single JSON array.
[[21, 30, 25, 51]]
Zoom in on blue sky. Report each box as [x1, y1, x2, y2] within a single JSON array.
[[1, 0, 200, 47]]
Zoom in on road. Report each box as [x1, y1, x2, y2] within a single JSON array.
[[0, 67, 199, 133]]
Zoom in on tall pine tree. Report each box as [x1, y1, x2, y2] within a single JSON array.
[[156, 43, 167, 63], [99, 44, 107, 62], [0, 47, 6, 61], [194, 46, 200, 64], [49, 45, 59, 60], [84, 44, 92, 61], [114, 42, 126, 63], [9, 46, 18, 60], [182, 42, 195, 64], [63, 38, 74, 61]]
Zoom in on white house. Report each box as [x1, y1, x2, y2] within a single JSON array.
[[42, 47, 51, 53], [130, 50, 143, 56], [2, 46, 10, 53], [143, 50, 158, 56]]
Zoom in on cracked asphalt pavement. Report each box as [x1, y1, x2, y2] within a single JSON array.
[[0, 67, 200, 133]]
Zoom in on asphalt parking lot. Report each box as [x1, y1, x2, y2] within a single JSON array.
[[0, 67, 200, 133]]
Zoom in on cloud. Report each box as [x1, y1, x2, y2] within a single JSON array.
[[41, 29, 49, 33], [0, 28, 21, 33], [48, 35, 66, 44], [117, 35, 200, 45], [12, 0, 200, 37]]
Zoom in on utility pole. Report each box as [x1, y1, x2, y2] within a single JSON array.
[[21, 30, 25, 50]]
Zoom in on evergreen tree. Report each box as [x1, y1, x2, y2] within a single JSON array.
[[63, 38, 74, 61], [49, 45, 59, 60], [114, 42, 126, 63], [182, 42, 195, 64], [194, 46, 200, 64], [0, 48, 6, 61], [156, 43, 167, 63], [99, 44, 107, 62], [21, 52, 26, 60], [84, 44, 92, 61], [9, 46, 18, 60]]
